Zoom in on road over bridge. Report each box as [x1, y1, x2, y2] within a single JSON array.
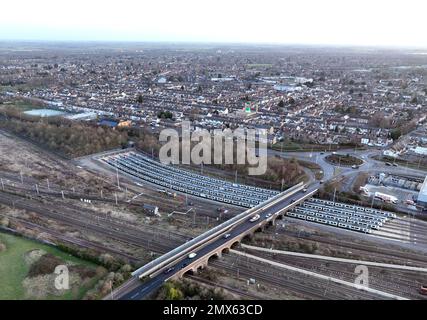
[[114, 181, 319, 300]]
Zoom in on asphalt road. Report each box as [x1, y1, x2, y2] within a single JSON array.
[[119, 183, 319, 300]]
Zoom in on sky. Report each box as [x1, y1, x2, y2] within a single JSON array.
[[1, 0, 426, 47]]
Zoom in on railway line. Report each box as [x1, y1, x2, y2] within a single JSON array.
[[388, 218, 427, 233], [185, 274, 263, 300], [243, 249, 425, 299], [210, 256, 388, 300], [263, 227, 427, 266], [1, 188, 422, 300], [0, 191, 188, 255], [1, 173, 425, 300], [0, 172, 235, 220], [0, 214, 142, 264]]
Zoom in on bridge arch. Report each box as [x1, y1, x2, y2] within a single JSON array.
[[196, 265, 204, 272], [231, 240, 240, 249], [208, 253, 220, 263], [183, 269, 194, 277], [221, 247, 230, 254]]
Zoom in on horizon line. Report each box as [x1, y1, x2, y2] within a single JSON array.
[[1, 39, 427, 51]]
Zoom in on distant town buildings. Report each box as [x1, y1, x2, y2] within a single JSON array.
[[1, 45, 426, 150]]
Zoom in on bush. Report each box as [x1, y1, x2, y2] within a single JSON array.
[[27, 253, 64, 277]]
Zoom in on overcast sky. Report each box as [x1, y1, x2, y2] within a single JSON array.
[[1, 0, 426, 47]]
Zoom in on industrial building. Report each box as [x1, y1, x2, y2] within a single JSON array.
[[417, 176, 427, 208]]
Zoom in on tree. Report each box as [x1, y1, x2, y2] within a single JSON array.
[[157, 111, 173, 119], [137, 94, 143, 104], [390, 129, 402, 140], [167, 287, 184, 300]]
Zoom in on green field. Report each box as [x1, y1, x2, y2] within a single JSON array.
[[0, 232, 99, 300]]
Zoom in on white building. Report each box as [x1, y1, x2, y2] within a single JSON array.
[[418, 176, 427, 208], [410, 146, 427, 156]]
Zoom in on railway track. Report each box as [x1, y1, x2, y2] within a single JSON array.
[[185, 275, 263, 300], [245, 250, 425, 300], [0, 191, 186, 254], [267, 225, 427, 266], [0, 174, 231, 219], [0, 214, 142, 264], [210, 256, 386, 300], [0, 184, 423, 300]]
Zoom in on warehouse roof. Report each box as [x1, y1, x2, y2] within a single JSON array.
[[420, 176, 427, 196]]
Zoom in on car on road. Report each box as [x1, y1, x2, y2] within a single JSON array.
[[266, 213, 272, 218], [223, 233, 231, 239], [163, 267, 175, 274], [319, 180, 324, 184], [392, 163, 398, 167], [188, 252, 197, 259], [351, 165, 359, 169], [290, 199, 296, 204], [302, 188, 308, 192], [249, 214, 260, 222], [420, 285, 427, 295], [385, 162, 392, 166]]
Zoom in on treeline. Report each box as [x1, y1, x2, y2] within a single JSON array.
[[0, 107, 128, 157], [132, 132, 305, 188], [0, 106, 305, 186], [156, 279, 230, 300]]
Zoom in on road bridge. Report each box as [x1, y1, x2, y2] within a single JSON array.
[[118, 182, 319, 300]]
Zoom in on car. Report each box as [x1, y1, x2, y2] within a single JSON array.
[[223, 233, 231, 239], [319, 180, 324, 184], [188, 252, 197, 259], [249, 214, 260, 222], [290, 199, 296, 204], [351, 165, 359, 169], [392, 163, 398, 167], [266, 213, 272, 218], [163, 267, 175, 274], [302, 188, 308, 192], [385, 162, 392, 166], [180, 263, 187, 269]]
